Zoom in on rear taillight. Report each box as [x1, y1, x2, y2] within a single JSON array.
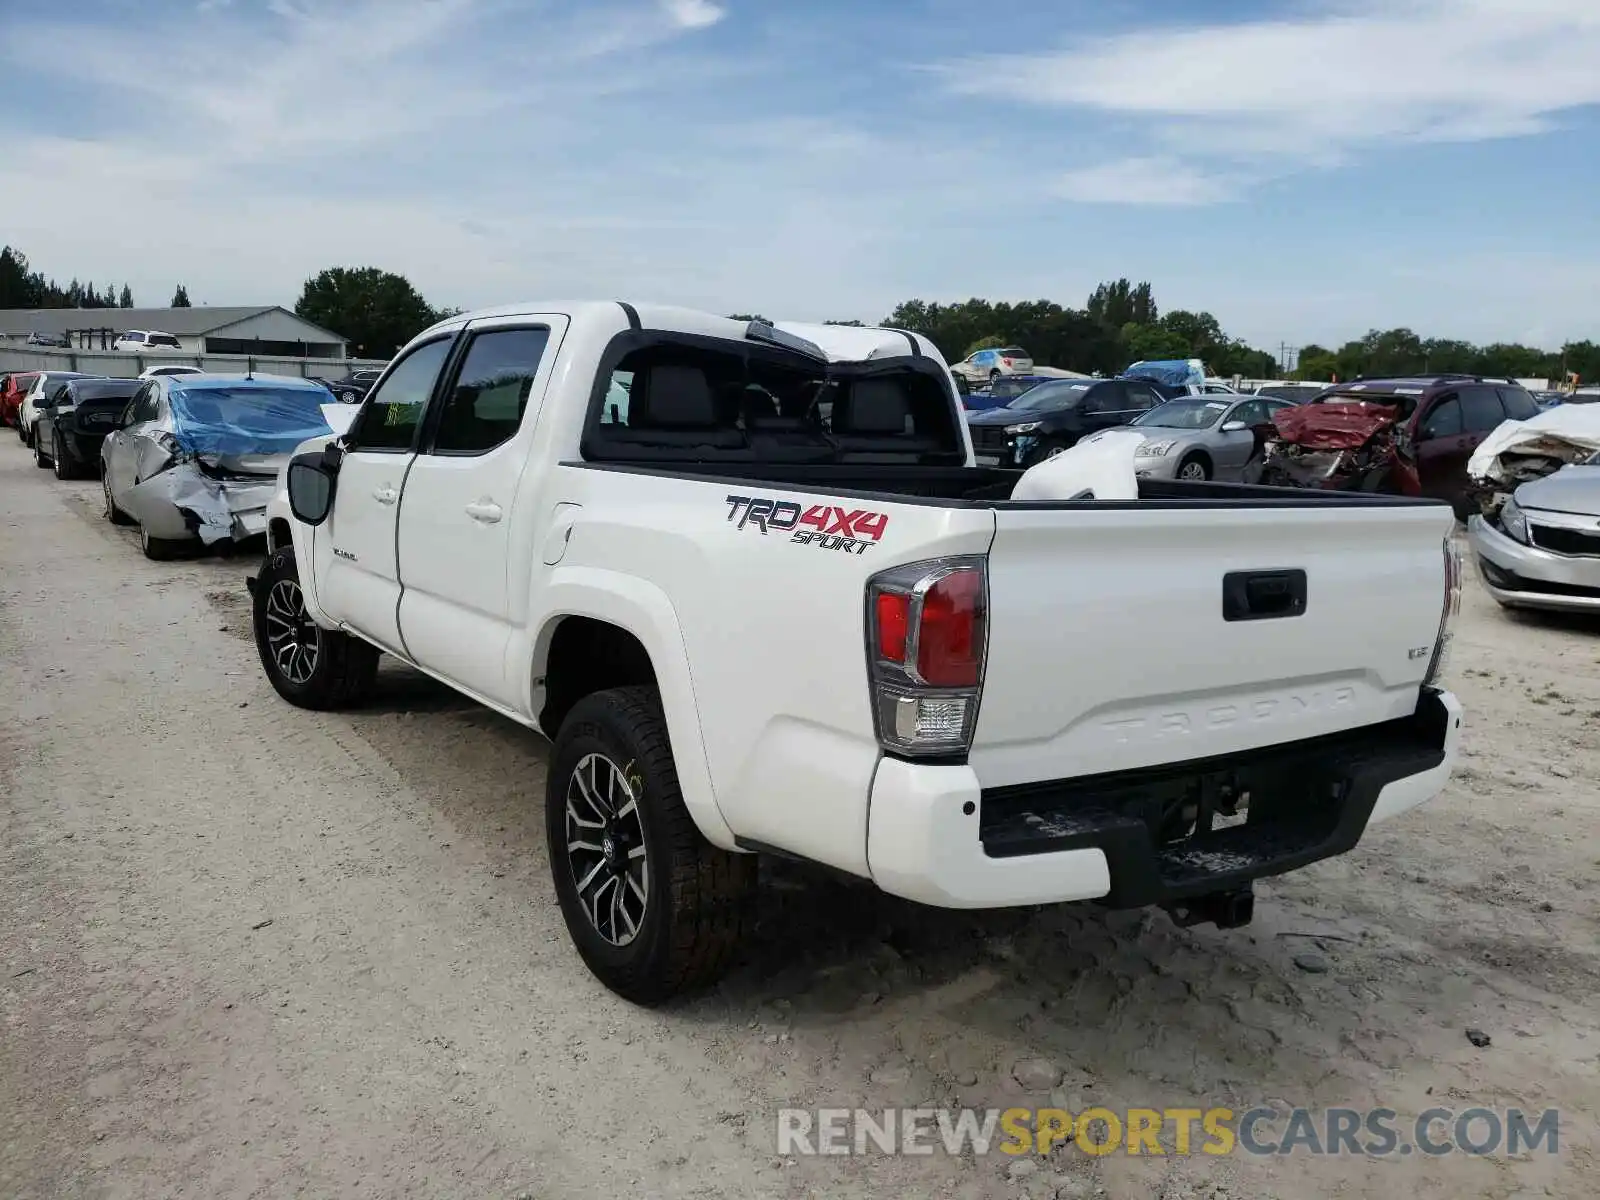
[[1422, 537, 1461, 688], [866, 557, 988, 756]]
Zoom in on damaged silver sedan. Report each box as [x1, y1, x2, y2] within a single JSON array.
[[100, 374, 337, 560]]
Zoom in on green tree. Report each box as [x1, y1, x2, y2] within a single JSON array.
[[1121, 322, 1190, 363], [824, 319, 864, 327], [1087, 279, 1157, 329], [120, 284, 135, 308], [962, 334, 1010, 358], [170, 283, 190, 307], [1157, 309, 1224, 359], [1295, 346, 1338, 381], [295, 267, 441, 357], [727, 313, 770, 324]]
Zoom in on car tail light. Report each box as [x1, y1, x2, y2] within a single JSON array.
[[866, 557, 988, 756], [1422, 537, 1461, 688]]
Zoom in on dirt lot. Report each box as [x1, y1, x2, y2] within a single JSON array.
[[2, 446, 1597, 1200]]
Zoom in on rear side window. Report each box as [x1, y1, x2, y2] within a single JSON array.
[[1459, 386, 1506, 432], [1420, 398, 1462, 438], [1498, 387, 1539, 421], [431, 327, 551, 454], [1082, 384, 1126, 414], [583, 336, 961, 464], [349, 338, 451, 451]]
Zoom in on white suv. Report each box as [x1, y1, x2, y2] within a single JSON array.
[[951, 345, 1034, 383], [113, 330, 183, 352]]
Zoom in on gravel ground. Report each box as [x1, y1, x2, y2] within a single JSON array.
[[2, 445, 1597, 1199]]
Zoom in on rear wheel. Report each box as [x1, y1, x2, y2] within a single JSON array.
[[33, 431, 50, 469], [140, 525, 189, 561], [252, 546, 379, 709], [1176, 453, 1211, 481], [52, 432, 77, 480], [101, 471, 134, 525], [547, 686, 756, 1004]]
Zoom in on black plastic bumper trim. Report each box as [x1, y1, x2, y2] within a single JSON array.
[[979, 690, 1451, 907]]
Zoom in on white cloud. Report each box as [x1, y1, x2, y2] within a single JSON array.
[[660, 0, 724, 30], [1053, 157, 1238, 206], [942, 0, 1600, 197]]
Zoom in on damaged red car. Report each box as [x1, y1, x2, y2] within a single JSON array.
[[1249, 376, 1541, 517], [1, 372, 40, 428]]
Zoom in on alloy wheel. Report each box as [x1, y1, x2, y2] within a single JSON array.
[[564, 752, 650, 947], [263, 578, 322, 685], [1179, 460, 1207, 481]]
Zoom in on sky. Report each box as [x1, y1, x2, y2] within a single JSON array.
[[1, 0, 1598, 355]]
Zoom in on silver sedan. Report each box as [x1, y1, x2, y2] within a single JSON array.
[[1468, 461, 1600, 612], [1088, 396, 1299, 481]]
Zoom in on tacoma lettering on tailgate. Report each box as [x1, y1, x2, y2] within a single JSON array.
[[724, 495, 889, 556]]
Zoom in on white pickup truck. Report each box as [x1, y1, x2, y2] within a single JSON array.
[[251, 302, 1464, 1004]]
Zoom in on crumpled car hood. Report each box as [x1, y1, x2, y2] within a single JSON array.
[[1270, 402, 1400, 449], [1514, 465, 1600, 517]]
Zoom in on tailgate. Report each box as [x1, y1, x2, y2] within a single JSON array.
[[972, 502, 1455, 788]]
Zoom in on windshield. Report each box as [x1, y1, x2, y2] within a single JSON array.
[[1007, 382, 1090, 413], [1133, 399, 1231, 429], [998, 347, 1029, 359], [168, 386, 333, 454]]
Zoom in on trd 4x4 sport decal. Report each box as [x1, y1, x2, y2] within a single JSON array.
[[725, 495, 889, 556]]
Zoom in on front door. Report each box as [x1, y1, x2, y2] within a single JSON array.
[[317, 336, 455, 653], [396, 317, 562, 707], [1413, 393, 1474, 505], [104, 382, 161, 511], [1214, 398, 1266, 471]]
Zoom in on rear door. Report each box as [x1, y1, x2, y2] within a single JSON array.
[[396, 316, 564, 706], [316, 335, 455, 653], [977, 499, 1455, 787]]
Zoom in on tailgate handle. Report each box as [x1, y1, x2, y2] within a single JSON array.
[[1223, 569, 1306, 622]]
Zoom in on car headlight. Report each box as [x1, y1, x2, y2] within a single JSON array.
[[1499, 497, 1530, 544], [1138, 439, 1177, 457], [1005, 422, 1041, 434]]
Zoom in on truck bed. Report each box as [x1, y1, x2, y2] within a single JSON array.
[[567, 460, 1450, 509]]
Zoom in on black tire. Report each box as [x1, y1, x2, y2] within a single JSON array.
[[101, 471, 134, 525], [1025, 439, 1069, 467], [547, 686, 756, 1005], [1176, 452, 1211, 481], [252, 546, 379, 709], [33, 431, 50, 469], [140, 525, 189, 560], [52, 433, 78, 480]]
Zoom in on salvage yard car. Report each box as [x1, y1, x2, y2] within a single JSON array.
[[17, 371, 95, 448], [1, 371, 39, 428], [1086, 395, 1299, 481], [34, 377, 141, 480], [250, 302, 1464, 1004], [1252, 375, 1541, 517], [950, 345, 1034, 383], [101, 373, 337, 560], [966, 377, 1163, 466]]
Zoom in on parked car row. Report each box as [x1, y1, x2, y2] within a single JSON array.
[[3, 367, 340, 560]]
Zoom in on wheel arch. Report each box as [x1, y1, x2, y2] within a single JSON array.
[[528, 571, 735, 849]]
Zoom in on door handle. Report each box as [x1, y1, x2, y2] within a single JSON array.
[[372, 486, 398, 505], [1222, 569, 1307, 622], [465, 500, 503, 524]]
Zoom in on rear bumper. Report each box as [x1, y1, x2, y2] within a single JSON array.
[[865, 688, 1461, 909], [1468, 515, 1600, 611]]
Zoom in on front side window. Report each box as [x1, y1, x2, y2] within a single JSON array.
[[1420, 397, 1462, 438], [1498, 387, 1539, 421], [348, 338, 452, 451], [431, 327, 551, 454]]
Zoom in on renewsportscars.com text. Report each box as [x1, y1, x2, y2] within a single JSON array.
[[775, 1106, 1560, 1158]]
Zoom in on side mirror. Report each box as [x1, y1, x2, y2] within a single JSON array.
[[287, 451, 338, 525], [1220, 420, 1247, 433]]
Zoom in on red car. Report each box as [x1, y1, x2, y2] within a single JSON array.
[[0, 372, 40, 428], [1253, 375, 1541, 517]]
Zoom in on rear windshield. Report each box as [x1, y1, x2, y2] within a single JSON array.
[[998, 348, 1029, 358], [1256, 385, 1322, 401], [1133, 399, 1230, 429], [168, 387, 332, 453], [581, 333, 964, 465], [147, 334, 181, 348], [1007, 382, 1091, 412], [72, 382, 140, 403]]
